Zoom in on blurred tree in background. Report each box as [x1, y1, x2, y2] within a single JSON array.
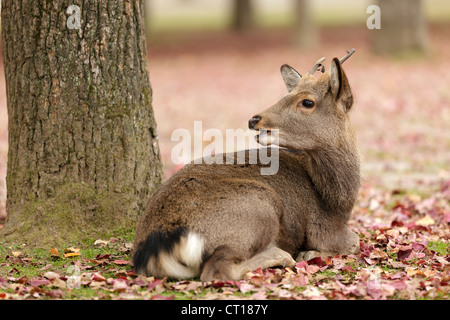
[[372, 0, 428, 54], [231, 0, 254, 31], [292, 0, 317, 47]]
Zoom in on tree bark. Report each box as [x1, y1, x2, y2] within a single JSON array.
[[372, 0, 428, 54], [1, 0, 163, 246]]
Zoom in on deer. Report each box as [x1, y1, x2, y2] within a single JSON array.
[[133, 49, 361, 281]]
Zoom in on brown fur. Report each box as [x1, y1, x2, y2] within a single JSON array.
[[133, 57, 361, 281]]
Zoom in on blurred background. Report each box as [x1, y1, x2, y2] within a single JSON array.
[[1, 0, 450, 222]]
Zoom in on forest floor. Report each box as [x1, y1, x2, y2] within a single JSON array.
[[0, 24, 449, 300]]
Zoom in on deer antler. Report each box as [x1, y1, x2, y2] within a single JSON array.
[[339, 48, 356, 64], [307, 57, 326, 75], [307, 49, 356, 76]]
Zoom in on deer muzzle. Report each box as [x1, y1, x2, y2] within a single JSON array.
[[248, 115, 261, 130]]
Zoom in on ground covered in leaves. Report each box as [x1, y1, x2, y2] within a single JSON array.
[[0, 179, 448, 300]]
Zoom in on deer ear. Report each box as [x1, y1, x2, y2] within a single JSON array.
[[280, 64, 302, 92], [330, 58, 353, 112]]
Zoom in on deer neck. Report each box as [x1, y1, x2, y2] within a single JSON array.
[[302, 141, 360, 216]]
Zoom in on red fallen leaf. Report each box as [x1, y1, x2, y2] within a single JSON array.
[[134, 278, 149, 287], [417, 259, 427, 265], [295, 261, 308, 271], [148, 279, 164, 290], [126, 270, 137, 277], [363, 257, 377, 265], [112, 259, 131, 265], [359, 241, 374, 252], [0, 292, 6, 299], [398, 248, 413, 261], [411, 242, 426, 252], [114, 271, 128, 278], [91, 272, 106, 282], [390, 280, 407, 290], [39, 264, 53, 271], [443, 212, 450, 224], [29, 279, 50, 287], [249, 274, 264, 286], [306, 264, 321, 274], [341, 265, 356, 273], [391, 220, 404, 227], [112, 280, 128, 293], [45, 289, 64, 298], [208, 280, 239, 289], [95, 254, 110, 260], [307, 257, 325, 267], [291, 273, 308, 287], [238, 283, 255, 294]]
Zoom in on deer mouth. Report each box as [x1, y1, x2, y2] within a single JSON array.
[[254, 129, 278, 146], [254, 128, 269, 139]]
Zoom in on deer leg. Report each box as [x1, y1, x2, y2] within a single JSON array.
[[200, 244, 295, 282], [296, 250, 336, 261], [297, 225, 360, 262]]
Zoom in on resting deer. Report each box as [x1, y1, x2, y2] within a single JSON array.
[[133, 50, 361, 281]]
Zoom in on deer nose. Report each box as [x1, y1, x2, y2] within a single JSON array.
[[248, 115, 261, 129]]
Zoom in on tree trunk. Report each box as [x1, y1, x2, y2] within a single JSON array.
[[372, 0, 428, 55], [1, 0, 163, 246], [231, 0, 254, 31], [292, 0, 317, 48]]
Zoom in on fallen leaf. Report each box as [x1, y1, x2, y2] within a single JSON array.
[[29, 279, 50, 287], [63, 252, 81, 258], [64, 247, 80, 253], [238, 283, 255, 294], [150, 294, 175, 300], [50, 248, 60, 259], [63, 247, 81, 258], [12, 251, 23, 257], [43, 271, 60, 280], [370, 248, 388, 259], [91, 272, 106, 282], [112, 280, 128, 293], [398, 248, 413, 261], [94, 239, 110, 247], [39, 264, 53, 271], [112, 259, 131, 265], [415, 215, 435, 226]]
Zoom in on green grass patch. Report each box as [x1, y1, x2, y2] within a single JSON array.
[[427, 241, 449, 256]]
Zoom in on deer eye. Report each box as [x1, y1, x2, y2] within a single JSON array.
[[299, 99, 315, 109]]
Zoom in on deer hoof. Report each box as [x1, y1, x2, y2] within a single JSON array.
[[296, 250, 320, 262]]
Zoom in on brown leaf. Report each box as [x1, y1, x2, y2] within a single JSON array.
[[50, 248, 59, 257]]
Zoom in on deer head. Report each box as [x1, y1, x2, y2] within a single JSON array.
[[249, 49, 356, 152]]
